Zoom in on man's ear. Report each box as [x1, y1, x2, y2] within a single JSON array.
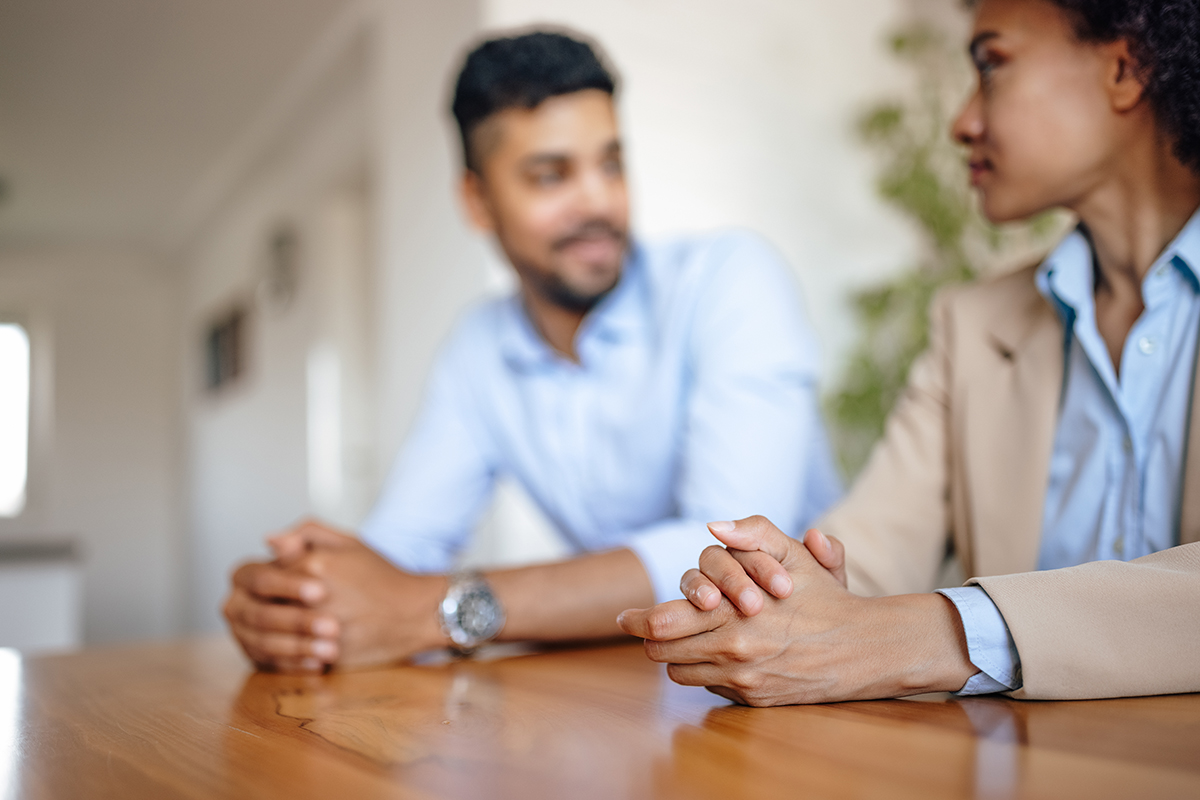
[[1104, 39, 1147, 113], [460, 170, 497, 234]]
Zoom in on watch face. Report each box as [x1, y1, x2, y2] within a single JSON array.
[[456, 587, 503, 641]]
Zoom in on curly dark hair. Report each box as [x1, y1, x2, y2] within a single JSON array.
[[969, 0, 1200, 173]]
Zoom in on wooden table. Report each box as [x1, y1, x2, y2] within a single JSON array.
[[4, 638, 1199, 799]]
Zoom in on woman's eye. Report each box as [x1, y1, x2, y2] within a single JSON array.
[[974, 53, 1001, 85]]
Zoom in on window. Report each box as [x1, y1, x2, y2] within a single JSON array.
[[0, 323, 30, 517]]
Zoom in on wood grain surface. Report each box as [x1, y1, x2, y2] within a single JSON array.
[[2, 638, 1198, 799]]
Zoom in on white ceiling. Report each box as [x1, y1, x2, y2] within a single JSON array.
[[0, 0, 358, 252]]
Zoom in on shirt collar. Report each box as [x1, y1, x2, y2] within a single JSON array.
[[500, 241, 648, 372], [1036, 207, 1200, 319]]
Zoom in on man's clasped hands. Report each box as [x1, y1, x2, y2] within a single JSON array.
[[226, 517, 974, 704]]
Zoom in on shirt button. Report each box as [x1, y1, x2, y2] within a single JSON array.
[[1113, 535, 1125, 557], [1138, 336, 1156, 355], [1155, 264, 1169, 278], [1123, 436, 1133, 453]]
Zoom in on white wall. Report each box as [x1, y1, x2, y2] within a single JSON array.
[[180, 0, 493, 630], [0, 248, 182, 644], [180, 35, 381, 630], [370, 0, 487, 468]]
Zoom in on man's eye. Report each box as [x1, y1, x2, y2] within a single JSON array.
[[602, 158, 623, 177], [532, 171, 564, 186]]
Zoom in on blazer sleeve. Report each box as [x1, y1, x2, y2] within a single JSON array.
[[973, 542, 1200, 700], [819, 289, 958, 597]]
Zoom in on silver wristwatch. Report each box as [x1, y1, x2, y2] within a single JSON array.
[[439, 572, 506, 653]]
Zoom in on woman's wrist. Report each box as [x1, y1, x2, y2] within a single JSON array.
[[879, 593, 977, 696]]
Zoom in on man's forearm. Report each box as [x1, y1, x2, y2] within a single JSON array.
[[486, 548, 654, 642]]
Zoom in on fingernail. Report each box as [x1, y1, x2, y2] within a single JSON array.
[[770, 575, 791, 597], [300, 582, 323, 603], [697, 586, 716, 605], [616, 612, 627, 627], [739, 589, 758, 610], [708, 520, 736, 533], [312, 617, 337, 637], [300, 657, 321, 671], [817, 531, 830, 549], [312, 639, 337, 659]]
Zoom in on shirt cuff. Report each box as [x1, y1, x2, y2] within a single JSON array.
[[936, 586, 1023, 694], [624, 519, 715, 603]]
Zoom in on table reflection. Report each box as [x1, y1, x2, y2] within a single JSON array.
[[226, 646, 726, 797]]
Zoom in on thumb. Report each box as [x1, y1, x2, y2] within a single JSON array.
[[802, 529, 848, 588], [267, 530, 308, 565]]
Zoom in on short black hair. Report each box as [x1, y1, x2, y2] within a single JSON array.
[[450, 30, 618, 172], [969, 0, 1200, 173]]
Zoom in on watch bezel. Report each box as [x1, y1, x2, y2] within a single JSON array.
[[439, 573, 505, 652]]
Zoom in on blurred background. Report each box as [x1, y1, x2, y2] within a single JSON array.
[[0, 0, 1048, 650]]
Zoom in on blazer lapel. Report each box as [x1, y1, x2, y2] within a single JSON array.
[[961, 273, 1063, 577]]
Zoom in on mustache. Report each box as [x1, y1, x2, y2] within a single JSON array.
[[551, 220, 627, 252]]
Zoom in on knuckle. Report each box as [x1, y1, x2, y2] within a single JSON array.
[[645, 610, 673, 640], [716, 599, 741, 625], [245, 567, 271, 596], [299, 553, 325, 577], [728, 667, 759, 692], [725, 633, 752, 660]]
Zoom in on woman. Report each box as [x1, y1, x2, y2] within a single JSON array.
[[617, 0, 1200, 703]]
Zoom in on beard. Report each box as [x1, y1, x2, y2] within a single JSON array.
[[525, 268, 618, 313], [516, 219, 628, 313]]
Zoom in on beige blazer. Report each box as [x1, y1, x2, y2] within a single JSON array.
[[820, 263, 1200, 700]]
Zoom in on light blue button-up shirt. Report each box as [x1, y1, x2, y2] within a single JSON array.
[[940, 209, 1200, 693], [360, 231, 843, 602]]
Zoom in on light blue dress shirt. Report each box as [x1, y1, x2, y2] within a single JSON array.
[[360, 231, 843, 602], [940, 209, 1200, 694]]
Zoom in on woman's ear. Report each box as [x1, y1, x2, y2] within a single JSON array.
[[1104, 39, 1147, 113], [459, 170, 497, 234]]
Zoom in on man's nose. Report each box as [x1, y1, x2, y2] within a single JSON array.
[[577, 166, 621, 217]]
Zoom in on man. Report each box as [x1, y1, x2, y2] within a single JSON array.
[[223, 30, 841, 672], [620, 0, 1200, 703]]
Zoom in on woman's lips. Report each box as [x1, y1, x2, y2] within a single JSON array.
[[968, 159, 993, 186]]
